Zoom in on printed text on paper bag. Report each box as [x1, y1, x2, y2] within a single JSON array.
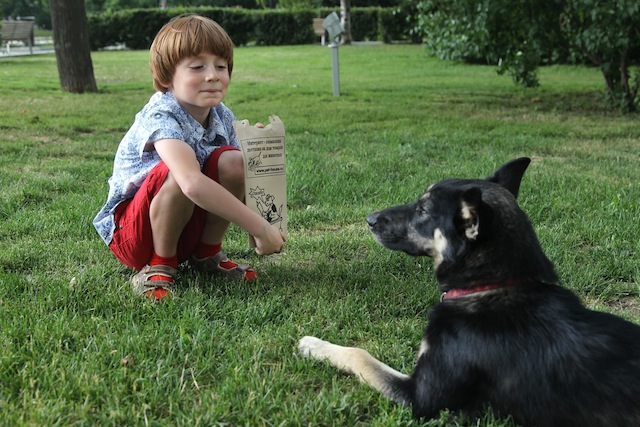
[[245, 138, 286, 177]]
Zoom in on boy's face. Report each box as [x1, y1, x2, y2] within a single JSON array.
[[167, 52, 230, 123]]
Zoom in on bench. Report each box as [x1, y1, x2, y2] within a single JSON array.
[[313, 18, 326, 46], [2, 20, 35, 54]]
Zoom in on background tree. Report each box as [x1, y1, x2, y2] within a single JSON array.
[[416, 0, 639, 112], [560, 0, 640, 112], [50, 0, 97, 93]]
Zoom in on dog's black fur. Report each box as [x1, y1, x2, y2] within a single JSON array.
[[299, 158, 640, 426]]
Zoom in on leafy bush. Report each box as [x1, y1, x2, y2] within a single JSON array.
[[417, 0, 567, 88], [88, 8, 255, 50]]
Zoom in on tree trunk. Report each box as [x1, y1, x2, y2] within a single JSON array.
[[49, 0, 97, 93], [340, 0, 352, 45], [618, 51, 637, 113], [599, 52, 637, 113]]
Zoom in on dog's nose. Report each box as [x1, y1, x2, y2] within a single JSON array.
[[366, 213, 378, 227]]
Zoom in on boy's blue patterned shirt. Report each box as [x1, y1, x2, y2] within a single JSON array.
[[93, 91, 239, 245]]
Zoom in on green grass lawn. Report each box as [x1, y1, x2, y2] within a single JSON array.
[[0, 44, 639, 426]]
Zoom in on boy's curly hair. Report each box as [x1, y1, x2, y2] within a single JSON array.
[[150, 14, 234, 93]]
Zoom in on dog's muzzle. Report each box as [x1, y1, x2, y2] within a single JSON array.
[[366, 212, 379, 228]]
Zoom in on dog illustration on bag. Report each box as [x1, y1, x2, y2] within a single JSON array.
[[249, 186, 283, 230]]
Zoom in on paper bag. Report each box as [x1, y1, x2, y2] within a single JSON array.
[[235, 115, 287, 247]]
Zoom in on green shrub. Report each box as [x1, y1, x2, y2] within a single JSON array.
[[348, 8, 379, 42], [216, 8, 256, 47], [87, 6, 417, 50], [253, 10, 315, 46]]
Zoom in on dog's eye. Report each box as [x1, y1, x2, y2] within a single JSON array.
[[417, 205, 429, 216]]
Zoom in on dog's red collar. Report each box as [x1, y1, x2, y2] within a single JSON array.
[[441, 280, 519, 300]]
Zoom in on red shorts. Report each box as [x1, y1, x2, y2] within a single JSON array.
[[109, 145, 238, 271]]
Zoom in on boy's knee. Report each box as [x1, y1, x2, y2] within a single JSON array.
[[150, 172, 195, 220], [155, 172, 193, 206], [218, 150, 245, 185]]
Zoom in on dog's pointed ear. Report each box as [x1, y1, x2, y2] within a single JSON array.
[[486, 157, 531, 198], [460, 187, 483, 241]]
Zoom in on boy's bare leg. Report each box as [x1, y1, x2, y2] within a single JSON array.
[[149, 172, 195, 257], [199, 149, 246, 245]]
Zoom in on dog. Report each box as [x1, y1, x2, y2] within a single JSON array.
[[299, 158, 640, 426]]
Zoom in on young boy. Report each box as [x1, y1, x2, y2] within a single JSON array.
[[93, 14, 285, 300]]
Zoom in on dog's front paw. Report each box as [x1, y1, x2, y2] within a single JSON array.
[[298, 336, 330, 360]]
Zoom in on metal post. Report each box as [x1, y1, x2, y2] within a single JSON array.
[[330, 43, 340, 97]]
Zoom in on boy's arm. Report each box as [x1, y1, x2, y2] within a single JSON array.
[[154, 138, 284, 254]]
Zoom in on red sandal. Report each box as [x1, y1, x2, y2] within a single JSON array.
[[131, 264, 177, 300], [190, 252, 258, 281]]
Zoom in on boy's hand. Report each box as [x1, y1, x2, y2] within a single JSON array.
[[253, 222, 286, 255]]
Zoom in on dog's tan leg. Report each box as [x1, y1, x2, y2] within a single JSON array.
[[298, 336, 411, 405]]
